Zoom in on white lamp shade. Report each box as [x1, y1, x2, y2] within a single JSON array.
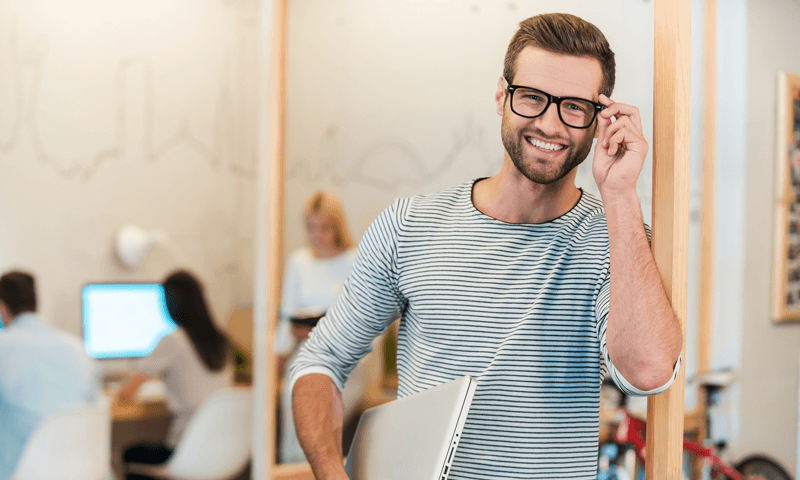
[[115, 225, 157, 270]]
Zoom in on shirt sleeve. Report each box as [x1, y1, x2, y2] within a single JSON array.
[[596, 223, 682, 397], [138, 333, 175, 379], [287, 202, 406, 393]]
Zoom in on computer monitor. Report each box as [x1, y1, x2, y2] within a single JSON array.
[[82, 283, 176, 359]]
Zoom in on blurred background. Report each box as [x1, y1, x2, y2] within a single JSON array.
[[0, 0, 795, 478]]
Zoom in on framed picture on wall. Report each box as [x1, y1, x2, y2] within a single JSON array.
[[772, 72, 800, 322]]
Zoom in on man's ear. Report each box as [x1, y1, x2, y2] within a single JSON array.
[[495, 77, 507, 116], [0, 302, 9, 327]]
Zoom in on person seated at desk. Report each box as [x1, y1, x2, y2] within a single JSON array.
[[0, 270, 101, 480], [117, 270, 233, 480]]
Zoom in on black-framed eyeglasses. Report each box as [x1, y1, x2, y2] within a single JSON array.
[[505, 83, 604, 129]]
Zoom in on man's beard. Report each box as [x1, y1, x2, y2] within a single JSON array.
[[500, 115, 594, 185]]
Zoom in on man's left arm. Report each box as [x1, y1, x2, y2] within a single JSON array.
[[593, 95, 683, 392]]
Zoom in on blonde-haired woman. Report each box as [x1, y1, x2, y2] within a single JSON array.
[[302, 190, 355, 256], [277, 190, 359, 463], [276, 191, 357, 352]]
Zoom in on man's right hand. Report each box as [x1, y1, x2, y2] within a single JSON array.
[[292, 373, 351, 480]]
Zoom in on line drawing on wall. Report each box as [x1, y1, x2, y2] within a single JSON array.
[[287, 117, 498, 191], [0, 13, 257, 181]]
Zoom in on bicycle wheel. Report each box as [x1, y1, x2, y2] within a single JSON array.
[[734, 455, 793, 480]]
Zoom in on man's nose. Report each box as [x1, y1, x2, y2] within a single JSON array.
[[534, 103, 564, 135]]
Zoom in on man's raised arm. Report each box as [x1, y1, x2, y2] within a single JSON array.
[[592, 96, 683, 392]]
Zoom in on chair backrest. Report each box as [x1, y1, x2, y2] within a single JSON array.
[[10, 395, 111, 480], [164, 387, 253, 480]]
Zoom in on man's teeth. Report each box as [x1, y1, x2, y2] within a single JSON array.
[[526, 137, 566, 152]]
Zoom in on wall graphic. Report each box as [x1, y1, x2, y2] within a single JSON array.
[[0, 12, 256, 181], [0, 0, 259, 331], [287, 118, 497, 191]]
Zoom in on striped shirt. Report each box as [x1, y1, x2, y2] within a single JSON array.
[[289, 180, 679, 480]]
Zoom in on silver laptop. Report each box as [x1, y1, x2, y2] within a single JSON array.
[[345, 375, 477, 480]]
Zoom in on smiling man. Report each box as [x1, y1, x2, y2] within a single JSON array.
[[288, 12, 683, 480]]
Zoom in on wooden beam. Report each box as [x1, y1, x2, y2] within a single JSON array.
[[648, 1, 690, 479], [695, 1, 716, 477], [698, 0, 716, 378], [265, 0, 288, 477]]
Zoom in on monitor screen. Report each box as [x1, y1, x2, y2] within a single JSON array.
[[82, 283, 176, 359]]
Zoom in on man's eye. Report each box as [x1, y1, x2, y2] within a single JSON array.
[[564, 101, 591, 113]]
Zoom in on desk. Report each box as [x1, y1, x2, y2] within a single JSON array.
[[112, 398, 169, 422], [104, 377, 170, 421], [109, 395, 171, 479]]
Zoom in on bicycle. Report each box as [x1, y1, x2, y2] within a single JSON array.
[[597, 373, 793, 480]]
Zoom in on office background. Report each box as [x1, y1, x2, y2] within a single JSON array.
[[0, 0, 796, 474]]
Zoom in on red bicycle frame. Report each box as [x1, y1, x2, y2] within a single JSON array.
[[611, 408, 743, 480]]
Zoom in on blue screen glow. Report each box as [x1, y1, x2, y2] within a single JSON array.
[[82, 283, 176, 359]]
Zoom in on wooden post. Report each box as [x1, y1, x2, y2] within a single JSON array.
[[264, 0, 288, 477], [694, 1, 716, 476], [648, 1, 690, 479], [698, 0, 716, 379]]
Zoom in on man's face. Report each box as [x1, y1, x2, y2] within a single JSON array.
[[496, 47, 603, 185]]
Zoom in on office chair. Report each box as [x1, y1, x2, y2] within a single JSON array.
[[10, 396, 112, 480], [126, 387, 252, 480]]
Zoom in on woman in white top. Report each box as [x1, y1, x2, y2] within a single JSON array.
[[278, 190, 364, 464], [118, 270, 233, 480], [276, 190, 357, 357]]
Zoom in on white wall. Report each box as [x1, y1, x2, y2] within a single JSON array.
[[734, 0, 800, 472], [0, 0, 259, 336]]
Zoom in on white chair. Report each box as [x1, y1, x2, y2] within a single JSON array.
[[10, 396, 112, 480], [127, 387, 252, 480]]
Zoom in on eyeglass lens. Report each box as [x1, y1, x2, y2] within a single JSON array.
[[511, 87, 597, 128]]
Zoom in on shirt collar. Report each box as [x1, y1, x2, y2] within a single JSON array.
[[8, 312, 42, 329]]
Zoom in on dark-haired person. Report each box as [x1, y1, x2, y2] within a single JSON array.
[[289, 12, 683, 480], [118, 270, 233, 479], [0, 270, 100, 480]]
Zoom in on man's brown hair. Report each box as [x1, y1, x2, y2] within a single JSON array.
[[503, 13, 616, 97], [0, 271, 37, 317]]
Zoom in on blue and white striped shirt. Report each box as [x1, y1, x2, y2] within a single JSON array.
[[289, 180, 679, 480]]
